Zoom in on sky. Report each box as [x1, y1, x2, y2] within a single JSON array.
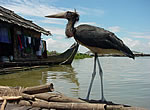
[[1, 0, 150, 53]]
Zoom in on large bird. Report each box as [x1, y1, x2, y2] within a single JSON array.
[[45, 11, 134, 102]]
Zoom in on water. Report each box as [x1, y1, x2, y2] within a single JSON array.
[[0, 57, 150, 109]]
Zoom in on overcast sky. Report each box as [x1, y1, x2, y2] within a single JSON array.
[[1, 0, 150, 53]]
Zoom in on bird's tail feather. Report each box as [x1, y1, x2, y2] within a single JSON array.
[[121, 45, 135, 59], [109, 33, 135, 59]]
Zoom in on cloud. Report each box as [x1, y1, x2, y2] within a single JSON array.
[[148, 42, 150, 46], [108, 26, 121, 33], [55, 36, 64, 40], [1, 0, 105, 19], [41, 19, 65, 25], [46, 38, 73, 52], [77, 22, 97, 26], [122, 37, 140, 48], [122, 37, 150, 53], [128, 31, 150, 39], [45, 27, 65, 36], [118, 29, 150, 53], [1, 0, 150, 54], [132, 35, 150, 39], [0, 0, 66, 17], [78, 7, 104, 16]]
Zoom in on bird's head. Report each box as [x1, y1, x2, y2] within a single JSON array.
[[45, 10, 79, 22]]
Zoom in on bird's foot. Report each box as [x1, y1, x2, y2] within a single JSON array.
[[101, 97, 107, 103], [79, 98, 90, 103], [86, 96, 90, 101], [99, 98, 114, 105], [79, 98, 113, 105]]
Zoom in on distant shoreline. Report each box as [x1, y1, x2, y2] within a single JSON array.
[[89, 54, 150, 57], [98, 54, 150, 57], [74, 53, 150, 59]]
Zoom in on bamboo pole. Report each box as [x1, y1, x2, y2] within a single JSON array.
[[0, 99, 7, 110], [22, 83, 54, 94], [0, 96, 22, 101], [0, 96, 22, 110], [106, 105, 148, 110], [34, 93, 86, 103], [0, 84, 148, 110], [0, 86, 10, 89], [19, 100, 106, 110], [21, 93, 35, 100]]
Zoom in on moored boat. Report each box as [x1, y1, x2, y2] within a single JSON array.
[[0, 43, 79, 68]]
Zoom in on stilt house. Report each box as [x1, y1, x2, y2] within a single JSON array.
[[0, 6, 51, 62]]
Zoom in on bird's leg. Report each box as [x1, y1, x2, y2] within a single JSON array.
[[97, 57, 106, 102], [86, 53, 97, 100]]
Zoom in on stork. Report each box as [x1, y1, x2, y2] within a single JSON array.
[[45, 11, 134, 102]]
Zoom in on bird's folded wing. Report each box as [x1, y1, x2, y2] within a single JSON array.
[[75, 24, 134, 59]]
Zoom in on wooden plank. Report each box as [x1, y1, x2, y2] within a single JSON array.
[[34, 92, 86, 103], [0, 99, 7, 110], [22, 83, 54, 94], [19, 100, 106, 110]]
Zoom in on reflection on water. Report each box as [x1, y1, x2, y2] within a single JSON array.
[[45, 65, 80, 97], [0, 68, 48, 87], [0, 57, 150, 109], [0, 65, 80, 97]]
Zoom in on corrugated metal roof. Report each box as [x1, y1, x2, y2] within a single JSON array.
[[0, 6, 51, 36]]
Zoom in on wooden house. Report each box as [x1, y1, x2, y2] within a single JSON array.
[[0, 6, 51, 62]]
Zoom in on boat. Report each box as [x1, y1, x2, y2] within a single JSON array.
[[0, 6, 79, 69], [46, 43, 79, 65], [0, 43, 79, 68]]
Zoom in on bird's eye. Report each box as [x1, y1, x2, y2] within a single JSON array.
[[67, 11, 72, 17], [76, 16, 79, 21]]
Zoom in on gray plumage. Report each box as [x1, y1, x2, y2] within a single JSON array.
[[75, 24, 134, 59], [45, 11, 135, 102]]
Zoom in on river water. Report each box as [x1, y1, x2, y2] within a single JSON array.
[[0, 57, 150, 109]]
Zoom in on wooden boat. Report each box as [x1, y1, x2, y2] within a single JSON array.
[[46, 43, 79, 65], [0, 43, 79, 68]]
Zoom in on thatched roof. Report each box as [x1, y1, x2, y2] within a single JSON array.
[[0, 6, 51, 36]]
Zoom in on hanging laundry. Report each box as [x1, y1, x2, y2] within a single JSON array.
[[32, 37, 36, 53], [36, 40, 42, 57], [35, 38, 40, 51], [28, 37, 31, 44], [24, 36, 27, 48], [0, 27, 11, 43], [20, 35, 25, 49], [18, 35, 22, 49], [40, 40, 44, 53], [26, 36, 29, 48]]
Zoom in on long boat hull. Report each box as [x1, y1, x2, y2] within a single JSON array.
[[0, 43, 79, 68]]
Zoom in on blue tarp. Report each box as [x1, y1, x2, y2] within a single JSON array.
[[0, 27, 11, 43]]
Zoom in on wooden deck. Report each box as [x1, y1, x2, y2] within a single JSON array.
[[0, 84, 148, 110]]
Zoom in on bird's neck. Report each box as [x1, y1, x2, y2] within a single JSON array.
[[65, 20, 76, 38]]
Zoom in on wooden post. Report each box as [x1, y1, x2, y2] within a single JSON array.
[[0, 99, 7, 110], [34, 93, 86, 103], [106, 105, 148, 110], [22, 83, 54, 94], [13, 26, 18, 61], [21, 93, 35, 100], [19, 100, 106, 110], [0, 96, 22, 101]]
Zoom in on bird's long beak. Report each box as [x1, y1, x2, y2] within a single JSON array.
[[45, 12, 66, 19]]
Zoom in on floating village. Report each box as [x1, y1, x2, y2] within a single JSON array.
[[0, 6, 149, 110]]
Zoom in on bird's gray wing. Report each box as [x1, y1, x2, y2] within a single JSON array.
[[75, 24, 121, 49], [75, 24, 134, 59]]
